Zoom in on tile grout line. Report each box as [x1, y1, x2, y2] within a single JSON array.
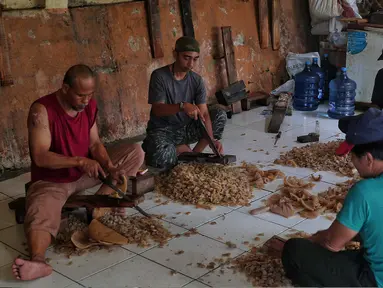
[[52, 269, 87, 288], [193, 250, 249, 286], [134, 253, 197, 283], [76, 251, 138, 283]]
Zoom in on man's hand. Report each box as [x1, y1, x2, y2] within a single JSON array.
[[78, 158, 106, 179], [107, 165, 125, 184], [213, 140, 223, 154], [183, 103, 205, 121]]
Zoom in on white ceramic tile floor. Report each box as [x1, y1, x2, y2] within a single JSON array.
[[183, 280, 210, 288], [197, 211, 287, 251], [198, 261, 250, 288], [145, 202, 232, 229], [0, 192, 10, 201], [292, 215, 335, 234], [0, 104, 354, 287], [0, 199, 18, 230], [141, 233, 243, 279], [44, 246, 136, 281], [0, 224, 29, 256], [0, 242, 22, 267], [0, 172, 30, 197], [80, 255, 193, 288], [310, 171, 351, 185]]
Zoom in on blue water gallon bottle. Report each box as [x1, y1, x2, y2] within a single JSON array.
[[327, 67, 356, 119], [311, 57, 325, 101], [293, 61, 320, 111]]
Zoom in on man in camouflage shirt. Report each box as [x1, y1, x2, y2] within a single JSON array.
[[142, 36, 227, 169]]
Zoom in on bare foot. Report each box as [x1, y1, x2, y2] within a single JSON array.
[[12, 258, 52, 281]]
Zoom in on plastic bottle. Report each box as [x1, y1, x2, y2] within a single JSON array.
[[327, 67, 356, 119], [293, 61, 320, 111], [311, 57, 325, 101], [322, 54, 337, 100]]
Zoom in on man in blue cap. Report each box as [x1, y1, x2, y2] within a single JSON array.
[[142, 36, 227, 169], [281, 108, 383, 287]]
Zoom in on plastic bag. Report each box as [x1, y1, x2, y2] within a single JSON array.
[[309, 0, 342, 26], [311, 18, 346, 35], [339, 0, 362, 18], [271, 79, 295, 96], [286, 52, 321, 78]]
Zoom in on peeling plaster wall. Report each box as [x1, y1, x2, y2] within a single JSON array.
[[0, 0, 136, 9], [0, 0, 315, 171]]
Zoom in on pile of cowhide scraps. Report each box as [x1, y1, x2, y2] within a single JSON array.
[[249, 176, 356, 219]]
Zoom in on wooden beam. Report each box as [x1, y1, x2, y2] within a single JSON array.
[[221, 26, 242, 114], [145, 0, 164, 58], [0, 6, 13, 86], [258, 0, 269, 49], [221, 26, 237, 85], [271, 0, 280, 51], [179, 0, 194, 38]]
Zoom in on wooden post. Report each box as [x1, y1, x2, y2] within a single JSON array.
[[258, 0, 269, 49], [179, 0, 194, 38], [146, 0, 164, 58], [221, 26, 242, 113], [272, 0, 280, 51], [0, 5, 13, 86]]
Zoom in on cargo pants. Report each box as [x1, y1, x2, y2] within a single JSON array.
[[142, 107, 227, 169]]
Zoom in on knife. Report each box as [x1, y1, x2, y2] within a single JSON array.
[[98, 175, 151, 217]]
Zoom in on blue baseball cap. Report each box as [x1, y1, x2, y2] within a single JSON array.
[[338, 108, 383, 145]]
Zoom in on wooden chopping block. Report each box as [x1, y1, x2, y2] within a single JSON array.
[[88, 219, 129, 245], [92, 175, 128, 219], [258, 0, 269, 49], [271, 0, 280, 51]]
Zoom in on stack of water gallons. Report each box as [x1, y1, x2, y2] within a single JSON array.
[[293, 54, 357, 119]]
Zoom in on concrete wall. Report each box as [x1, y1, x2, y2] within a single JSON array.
[[0, 0, 315, 171]]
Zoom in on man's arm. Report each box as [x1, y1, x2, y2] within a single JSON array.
[[192, 104, 211, 153], [310, 220, 358, 252], [151, 102, 182, 117], [28, 102, 82, 169], [89, 122, 113, 171], [193, 104, 223, 153]]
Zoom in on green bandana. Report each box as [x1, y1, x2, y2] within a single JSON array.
[[175, 36, 200, 53]]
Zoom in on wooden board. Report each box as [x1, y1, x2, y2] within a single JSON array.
[[267, 94, 290, 133], [0, 6, 13, 86], [179, 0, 194, 38], [348, 22, 383, 30], [146, 0, 164, 59], [258, 0, 269, 49], [221, 26, 242, 114], [271, 0, 280, 51], [241, 92, 270, 111], [221, 26, 237, 85]]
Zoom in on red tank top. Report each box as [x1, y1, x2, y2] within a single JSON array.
[[31, 92, 98, 183]]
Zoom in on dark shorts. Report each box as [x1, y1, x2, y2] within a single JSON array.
[[142, 107, 227, 169], [282, 238, 377, 287]]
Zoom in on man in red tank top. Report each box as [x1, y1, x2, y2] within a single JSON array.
[[12, 65, 144, 281]]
